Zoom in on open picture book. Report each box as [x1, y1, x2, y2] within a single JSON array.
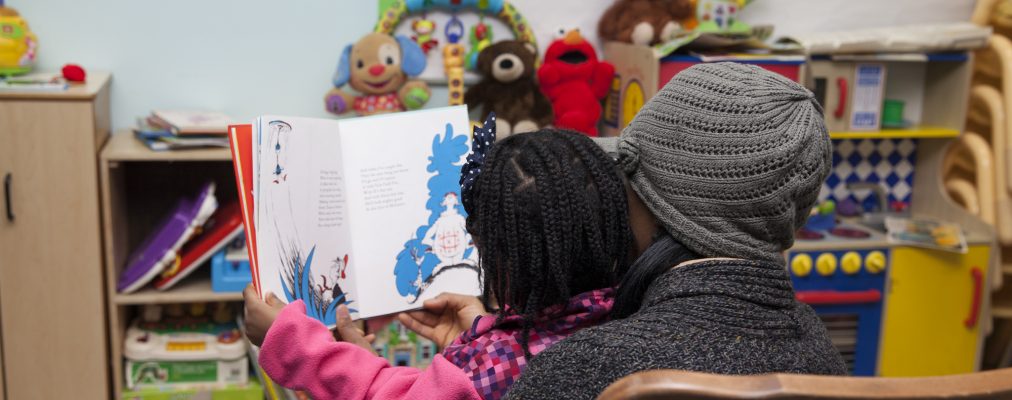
[[228, 106, 481, 325]]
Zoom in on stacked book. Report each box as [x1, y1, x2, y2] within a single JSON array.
[[135, 110, 235, 151]]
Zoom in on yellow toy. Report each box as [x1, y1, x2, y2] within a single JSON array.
[[0, 3, 37, 76]]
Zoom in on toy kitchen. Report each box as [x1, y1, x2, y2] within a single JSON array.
[[786, 53, 996, 378]]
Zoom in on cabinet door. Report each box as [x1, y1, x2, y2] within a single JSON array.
[[879, 245, 989, 376], [0, 99, 10, 400], [0, 100, 108, 399]]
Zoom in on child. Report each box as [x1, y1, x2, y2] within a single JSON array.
[[243, 119, 631, 400]]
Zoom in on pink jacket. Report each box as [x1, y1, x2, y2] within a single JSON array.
[[259, 289, 614, 400]]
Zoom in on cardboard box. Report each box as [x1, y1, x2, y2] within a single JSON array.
[[601, 41, 806, 136]]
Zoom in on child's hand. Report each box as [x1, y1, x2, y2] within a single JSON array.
[[397, 293, 489, 349], [334, 305, 378, 354], [243, 284, 285, 347]]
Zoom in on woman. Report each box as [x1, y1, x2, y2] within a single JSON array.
[[504, 62, 847, 400]]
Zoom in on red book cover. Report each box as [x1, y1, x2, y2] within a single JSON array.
[[154, 202, 244, 290], [228, 124, 261, 294]]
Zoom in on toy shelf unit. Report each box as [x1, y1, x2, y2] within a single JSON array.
[[786, 52, 998, 378], [100, 132, 249, 398], [809, 52, 971, 138]]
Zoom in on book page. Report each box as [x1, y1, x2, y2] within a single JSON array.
[[255, 116, 357, 326], [339, 106, 481, 319]]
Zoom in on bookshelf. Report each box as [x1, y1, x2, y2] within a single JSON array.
[[829, 127, 961, 140], [114, 276, 243, 305], [99, 130, 241, 398]]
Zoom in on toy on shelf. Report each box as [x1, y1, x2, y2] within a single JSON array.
[[0, 1, 37, 76], [374, 0, 537, 105], [210, 238, 252, 293], [443, 13, 467, 105], [464, 40, 553, 136], [117, 183, 218, 294], [539, 29, 615, 137], [61, 63, 86, 82], [124, 303, 247, 390], [324, 32, 431, 116], [154, 201, 244, 291], [465, 18, 493, 70], [693, 0, 752, 35], [411, 15, 438, 55], [371, 320, 437, 368], [598, 0, 695, 46]]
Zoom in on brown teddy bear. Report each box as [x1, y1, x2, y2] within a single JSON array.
[[598, 0, 695, 46], [464, 40, 553, 137], [324, 32, 431, 116]]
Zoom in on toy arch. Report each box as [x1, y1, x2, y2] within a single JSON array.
[[375, 0, 538, 61]]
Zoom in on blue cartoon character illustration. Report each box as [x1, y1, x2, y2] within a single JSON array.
[[269, 120, 291, 184], [393, 122, 480, 303], [279, 244, 355, 325]]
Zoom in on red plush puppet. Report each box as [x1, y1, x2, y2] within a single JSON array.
[[538, 29, 615, 136]]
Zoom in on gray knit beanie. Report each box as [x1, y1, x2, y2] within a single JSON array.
[[616, 62, 832, 263]]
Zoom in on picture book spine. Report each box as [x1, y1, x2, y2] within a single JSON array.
[[228, 124, 262, 295]]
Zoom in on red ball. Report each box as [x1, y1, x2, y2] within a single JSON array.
[[61, 64, 87, 82]]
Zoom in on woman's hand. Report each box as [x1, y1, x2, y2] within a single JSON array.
[[397, 293, 489, 349], [243, 284, 285, 347]]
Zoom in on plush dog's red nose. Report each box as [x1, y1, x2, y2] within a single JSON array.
[[368, 65, 386, 77]]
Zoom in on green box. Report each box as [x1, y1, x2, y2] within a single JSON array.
[[126, 358, 248, 389], [121, 380, 262, 400]]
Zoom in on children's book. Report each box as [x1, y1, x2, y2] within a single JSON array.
[[885, 216, 968, 254], [229, 106, 481, 324], [228, 124, 261, 293], [151, 110, 235, 135], [154, 201, 244, 290]]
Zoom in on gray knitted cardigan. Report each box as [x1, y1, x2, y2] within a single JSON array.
[[505, 259, 847, 400]]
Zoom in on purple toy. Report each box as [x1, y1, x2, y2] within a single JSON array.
[[117, 183, 218, 293]]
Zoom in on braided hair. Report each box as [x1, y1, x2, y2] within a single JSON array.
[[465, 129, 630, 355]]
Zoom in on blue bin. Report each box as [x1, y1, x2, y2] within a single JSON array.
[[211, 250, 252, 292]]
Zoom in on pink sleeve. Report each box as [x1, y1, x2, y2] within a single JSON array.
[[258, 301, 482, 400]]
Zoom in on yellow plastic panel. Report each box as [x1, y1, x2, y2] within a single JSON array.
[[879, 245, 989, 376]]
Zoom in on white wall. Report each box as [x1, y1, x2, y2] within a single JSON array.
[[8, 0, 977, 131]]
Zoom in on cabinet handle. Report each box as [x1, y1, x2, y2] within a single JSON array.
[[965, 267, 983, 329], [834, 77, 847, 119], [3, 173, 12, 222]]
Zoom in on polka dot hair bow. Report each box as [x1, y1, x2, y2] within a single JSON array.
[[460, 112, 496, 214]]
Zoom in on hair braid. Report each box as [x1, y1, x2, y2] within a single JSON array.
[[465, 130, 632, 355]]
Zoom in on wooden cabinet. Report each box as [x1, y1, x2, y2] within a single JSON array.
[[99, 133, 241, 398], [0, 74, 112, 399]]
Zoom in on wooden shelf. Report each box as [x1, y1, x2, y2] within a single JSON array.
[[114, 277, 242, 305], [829, 127, 960, 140], [0, 72, 111, 101], [101, 130, 232, 162]]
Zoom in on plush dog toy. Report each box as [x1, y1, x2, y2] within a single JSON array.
[[325, 32, 431, 116], [538, 29, 614, 136], [598, 0, 695, 46], [464, 40, 553, 137]]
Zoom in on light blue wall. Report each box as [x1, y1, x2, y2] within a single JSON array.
[[8, 0, 975, 131], [9, 0, 389, 130]]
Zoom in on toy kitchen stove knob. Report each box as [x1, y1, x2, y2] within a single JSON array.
[[865, 251, 887, 274], [841, 251, 862, 275], [791, 254, 813, 278], [816, 253, 837, 276]]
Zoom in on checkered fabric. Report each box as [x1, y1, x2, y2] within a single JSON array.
[[819, 139, 918, 211], [441, 289, 614, 400]]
